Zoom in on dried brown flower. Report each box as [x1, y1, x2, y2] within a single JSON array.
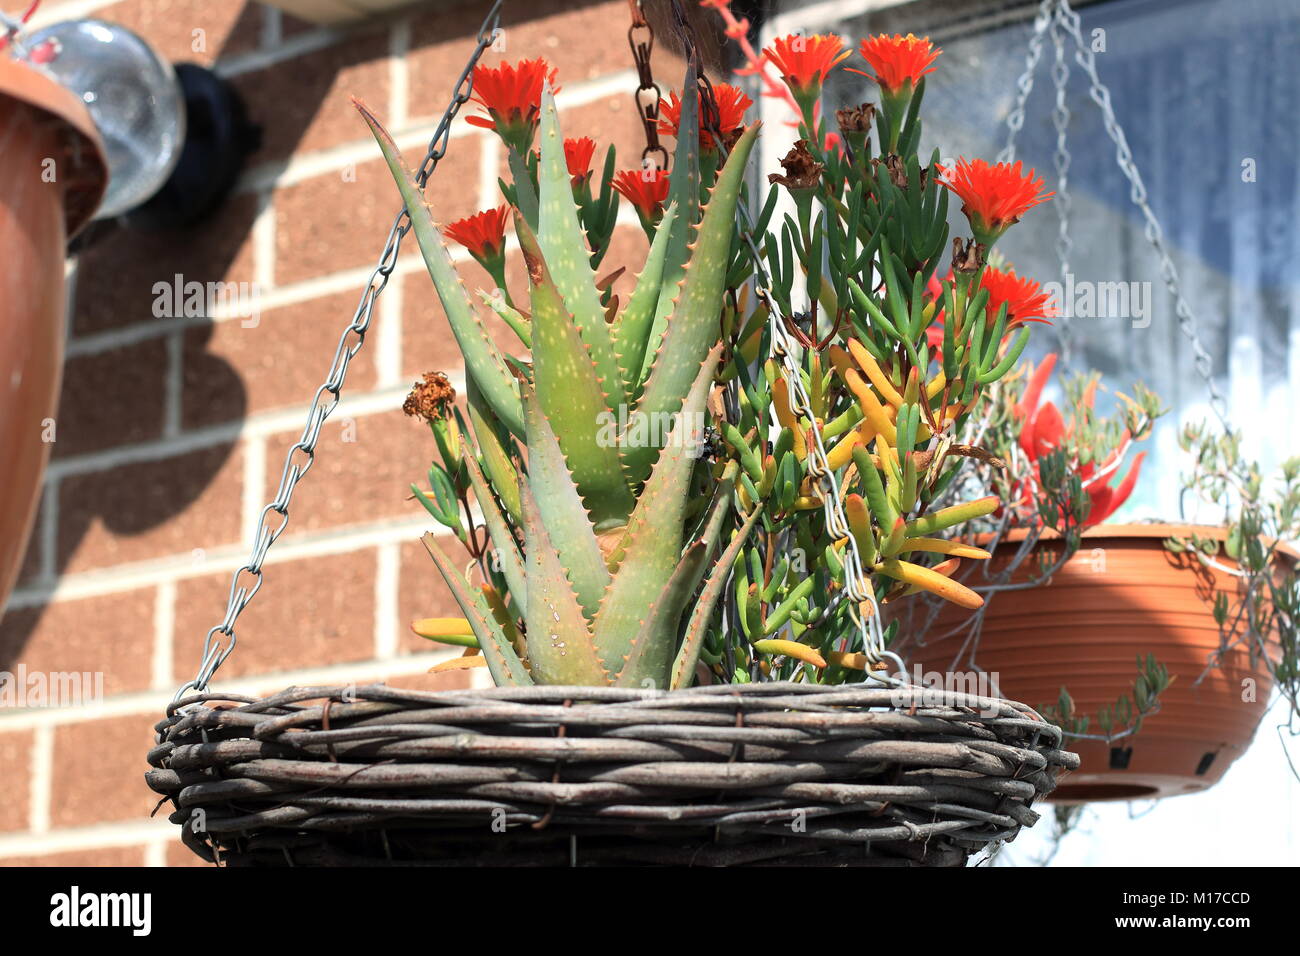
[[951, 236, 987, 274], [767, 140, 825, 192], [835, 102, 875, 135], [403, 371, 457, 423]]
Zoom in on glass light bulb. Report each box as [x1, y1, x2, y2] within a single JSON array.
[[26, 19, 185, 220]]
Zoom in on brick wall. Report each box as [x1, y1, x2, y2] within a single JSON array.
[[0, 0, 685, 866]]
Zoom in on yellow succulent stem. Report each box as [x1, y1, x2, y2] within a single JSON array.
[[878, 557, 984, 609], [753, 639, 827, 669], [897, 537, 992, 559], [847, 339, 905, 408], [845, 369, 898, 444]]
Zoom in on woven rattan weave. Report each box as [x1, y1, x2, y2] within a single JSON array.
[[147, 680, 1078, 866]]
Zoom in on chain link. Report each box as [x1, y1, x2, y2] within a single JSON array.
[[1048, 16, 1075, 364], [1000, 0, 1229, 427], [627, 0, 670, 171], [173, 0, 505, 703]]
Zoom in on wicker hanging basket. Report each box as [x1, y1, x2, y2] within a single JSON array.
[[147, 680, 1078, 866]]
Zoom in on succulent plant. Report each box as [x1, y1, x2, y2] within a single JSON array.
[[361, 78, 759, 689]]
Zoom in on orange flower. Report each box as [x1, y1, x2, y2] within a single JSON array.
[[979, 266, 1057, 328], [763, 33, 850, 92], [611, 168, 670, 218], [564, 136, 597, 185], [854, 34, 940, 92], [657, 83, 753, 150], [465, 58, 558, 150], [940, 159, 1053, 242], [444, 206, 509, 260]]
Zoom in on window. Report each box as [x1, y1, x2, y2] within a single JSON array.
[[755, 0, 1300, 866]]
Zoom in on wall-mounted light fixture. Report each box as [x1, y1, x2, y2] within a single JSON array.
[[26, 18, 260, 228]]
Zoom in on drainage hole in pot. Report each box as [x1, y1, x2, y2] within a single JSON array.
[[1195, 752, 1217, 776], [1108, 746, 1133, 770]]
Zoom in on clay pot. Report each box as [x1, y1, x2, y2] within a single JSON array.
[[0, 58, 106, 611], [894, 524, 1283, 803]]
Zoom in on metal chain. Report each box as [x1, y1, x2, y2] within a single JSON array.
[[627, 0, 670, 171], [1000, 0, 1230, 427], [173, 0, 504, 703], [666, 1, 893, 673], [1048, 15, 1075, 364], [997, 0, 1054, 165]]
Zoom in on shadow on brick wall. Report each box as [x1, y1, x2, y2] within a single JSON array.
[[1, 1, 369, 678]]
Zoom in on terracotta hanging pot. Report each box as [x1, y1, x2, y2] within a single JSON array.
[[0, 57, 106, 611], [895, 523, 1285, 803]]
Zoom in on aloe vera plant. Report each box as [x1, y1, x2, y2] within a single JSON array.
[[361, 77, 760, 689]]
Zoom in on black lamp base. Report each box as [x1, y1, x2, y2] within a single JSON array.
[[124, 62, 262, 230]]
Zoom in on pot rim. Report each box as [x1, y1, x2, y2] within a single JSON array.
[[988, 521, 1300, 561], [0, 57, 107, 236]]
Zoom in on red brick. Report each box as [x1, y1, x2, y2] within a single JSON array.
[[52, 339, 167, 459], [58, 443, 243, 575], [408, 0, 631, 104], [231, 26, 390, 164], [172, 551, 377, 679], [51, 715, 159, 828], [263, 410, 431, 534], [559, 95, 645, 177], [14, 494, 47, 589], [0, 845, 148, 867], [0, 588, 155, 698], [0, 730, 33, 832], [382, 669, 474, 692], [166, 839, 214, 867], [73, 192, 260, 336], [402, 261, 520, 380], [398, 537, 468, 656], [273, 144, 480, 287], [104, 0, 264, 65], [181, 288, 378, 429]]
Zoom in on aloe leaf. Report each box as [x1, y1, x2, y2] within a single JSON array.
[[646, 61, 702, 365], [421, 533, 531, 686], [612, 201, 678, 402], [356, 101, 523, 438], [593, 348, 719, 676], [466, 380, 521, 524], [519, 477, 609, 685], [522, 384, 611, 620], [460, 441, 526, 606], [669, 503, 764, 690], [515, 212, 636, 526], [623, 122, 759, 484], [613, 468, 735, 688], [537, 89, 625, 409], [615, 539, 708, 689]]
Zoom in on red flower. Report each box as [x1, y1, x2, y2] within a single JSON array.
[[763, 33, 850, 92], [939, 159, 1053, 241], [657, 83, 753, 150], [979, 266, 1058, 328], [611, 168, 670, 218], [854, 33, 941, 92], [465, 58, 558, 147], [1013, 353, 1145, 527], [444, 206, 509, 260], [564, 136, 597, 185]]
